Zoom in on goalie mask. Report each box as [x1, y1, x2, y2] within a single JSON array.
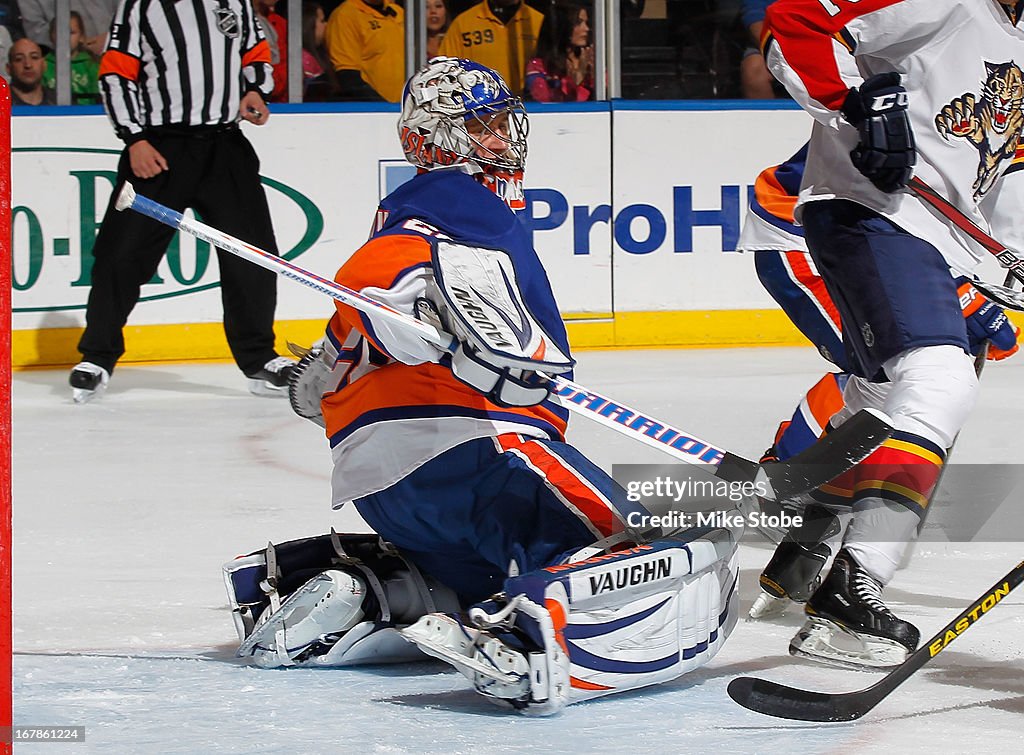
[[398, 57, 528, 208]]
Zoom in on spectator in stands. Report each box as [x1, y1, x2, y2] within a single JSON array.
[[8, 37, 56, 104], [20, 0, 116, 56], [740, 0, 774, 99], [325, 0, 405, 102], [438, 0, 543, 96], [0, 0, 24, 39], [0, 26, 11, 81], [426, 0, 450, 60], [302, 0, 340, 100], [524, 1, 592, 102], [42, 11, 100, 104], [255, 0, 289, 102]]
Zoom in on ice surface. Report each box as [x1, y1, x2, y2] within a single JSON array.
[[12, 349, 1024, 753]]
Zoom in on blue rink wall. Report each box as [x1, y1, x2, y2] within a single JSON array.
[[16, 100, 1013, 369]]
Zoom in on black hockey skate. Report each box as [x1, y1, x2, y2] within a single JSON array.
[[246, 356, 297, 397], [69, 361, 110, 404], [748, 503, 839, 619], [790, 549, 920, 669]]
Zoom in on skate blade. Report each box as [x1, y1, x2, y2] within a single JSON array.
[[72, 387, 103, 404], [247, 378, 288, 398], [747, 591, 792, 620], [789, 616, 910, 670]]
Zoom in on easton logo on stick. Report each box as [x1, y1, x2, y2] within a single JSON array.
[[928, 581, 1012, 656]]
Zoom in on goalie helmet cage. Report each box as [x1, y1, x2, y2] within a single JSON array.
[[1, 78, 10, 752]]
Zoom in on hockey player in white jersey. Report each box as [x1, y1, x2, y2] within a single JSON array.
[[761, 0, 1024, 668], [738, 146, 1019, 624], [222, 58, 740, 715]]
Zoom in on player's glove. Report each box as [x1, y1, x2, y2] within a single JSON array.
[[957, 277, 1020, 360], [840, 72, 916, 193]]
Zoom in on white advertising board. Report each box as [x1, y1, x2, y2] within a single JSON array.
[[10, 105, 810, 342]]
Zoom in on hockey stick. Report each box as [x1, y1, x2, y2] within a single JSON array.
[[115, 182, 892, 500], [728, 558, 1024, 721], [908, 177, 1024, 311]]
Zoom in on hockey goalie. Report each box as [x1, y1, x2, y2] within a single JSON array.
[[222, 57, 740, 715]]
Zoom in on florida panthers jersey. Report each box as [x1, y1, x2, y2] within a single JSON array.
[[321, 168, 572, 506], [764, 0, 1024, 273]]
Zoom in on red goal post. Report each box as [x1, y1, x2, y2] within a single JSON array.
[[1, 76, 11, 753]]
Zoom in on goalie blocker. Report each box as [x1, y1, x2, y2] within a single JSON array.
[[429, 240, 574, 407]]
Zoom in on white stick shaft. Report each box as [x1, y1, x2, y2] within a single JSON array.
[[117, 183, 732, 469]]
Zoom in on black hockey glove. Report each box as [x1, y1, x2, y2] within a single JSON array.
[[840, 72, 916, 193]]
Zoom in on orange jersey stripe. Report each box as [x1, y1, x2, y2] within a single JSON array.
[[803, 372, 846, 430], [242, 39, 272, 67], [322, 362, 568, 443], [497, 436, 618, 537], [99, 49, 141, 80], [330, 234, 435, 356], [754, 168, 798, 225], [322, 232, 568, 446], [783, 251, 843, 332]]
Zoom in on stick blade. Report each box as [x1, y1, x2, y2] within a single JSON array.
[[727, 676, 867, 722], [761, 408, 893, 500]]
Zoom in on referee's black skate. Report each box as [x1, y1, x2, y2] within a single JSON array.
[[789, 549, 920, 669], [246, 356, 297, 397], [69, 362, 110, 404]]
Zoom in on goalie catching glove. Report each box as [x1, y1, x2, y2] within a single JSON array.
[[287, 338, 344, 427], [430, 241, 574, 407]]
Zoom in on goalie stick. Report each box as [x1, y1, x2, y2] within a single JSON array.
[[728, 558, 1024, 722], [115, 182, 892, 501], [908, 177, 1024, 311]]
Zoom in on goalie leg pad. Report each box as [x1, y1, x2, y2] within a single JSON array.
[[223, 532, 460, 667], [402, 527, 739, 715], [239, 569, 366, 668]]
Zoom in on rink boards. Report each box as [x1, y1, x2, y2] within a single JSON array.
[[13, 103, 815, 367]]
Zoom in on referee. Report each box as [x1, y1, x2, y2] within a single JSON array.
[[70, 0, 295, 403]]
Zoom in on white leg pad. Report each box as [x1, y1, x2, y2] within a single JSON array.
[[238, 570, 367, 668], [403, 528, 739, 715]]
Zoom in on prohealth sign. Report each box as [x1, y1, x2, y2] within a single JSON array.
[[10, 107, 810, 354]]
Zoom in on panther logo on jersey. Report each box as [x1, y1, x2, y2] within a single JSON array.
[[935, 60, 1024, 198]]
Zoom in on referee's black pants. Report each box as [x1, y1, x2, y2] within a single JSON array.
[[78, 125, 280, 376]]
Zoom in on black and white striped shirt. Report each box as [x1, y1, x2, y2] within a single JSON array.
[[100, 0, 274, 142]]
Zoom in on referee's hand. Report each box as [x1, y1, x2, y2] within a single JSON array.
[[240, 91, 270, 125], [129, 140, 169, 179]]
